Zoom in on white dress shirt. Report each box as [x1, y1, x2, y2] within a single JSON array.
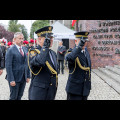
[[15, 44, 24, 56], [81, 49, 86, 57]]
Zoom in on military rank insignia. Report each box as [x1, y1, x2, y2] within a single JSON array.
[[29, 50, 37, 58]]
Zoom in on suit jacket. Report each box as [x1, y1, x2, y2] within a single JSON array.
[[29, 45, 58, 100], [57, 46, 66, 60], [65, 46, 91, 96], [5, 45, 30, 83]]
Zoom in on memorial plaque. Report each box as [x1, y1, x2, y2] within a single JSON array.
[[78, 20, 120, 69]]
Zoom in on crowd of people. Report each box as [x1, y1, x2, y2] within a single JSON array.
[[0, 25, 91, 100]]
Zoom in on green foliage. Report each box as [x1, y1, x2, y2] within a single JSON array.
[[8, 20, 20, 32], [30, 20, 50, 39], [8, 20, 28, 40], [18, 24, 28, 40]]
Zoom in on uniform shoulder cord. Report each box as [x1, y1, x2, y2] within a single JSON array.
[[28, 49, 58, 87], [27, 49, 42, 76], [65, 49, 71, 56], [69, 57, 90, 78], [46, 61, 58, 87]]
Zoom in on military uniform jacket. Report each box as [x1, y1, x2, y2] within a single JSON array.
[[29, 45, 58, 100], [65, 46, 91, 96], [57, 46, 66, 60], [0, 46, 6, 57]]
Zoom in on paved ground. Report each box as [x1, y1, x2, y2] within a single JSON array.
[[0, 68, 120, 100]]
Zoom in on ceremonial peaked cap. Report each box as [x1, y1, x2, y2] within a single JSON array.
[[35, 26, 53, 37], [74, 31, 89, 41]]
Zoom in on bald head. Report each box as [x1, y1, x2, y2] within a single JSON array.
[[59, 41, 63, 46]]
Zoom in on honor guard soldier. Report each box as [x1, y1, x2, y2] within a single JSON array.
[[0, 47, 4, 75], [28, 26, 58, 100], [0, 40, 6, 68], [65, 31, 91, 100], [28, 39, 34, 50], [22, 40, 29, 52]]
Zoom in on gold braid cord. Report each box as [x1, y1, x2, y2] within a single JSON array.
[[65, 49, 71, 56], [28, 49, 42, 76], [46, 61, 58, 87], [69, 57, 90, 78], [28, 49, 58, 86]]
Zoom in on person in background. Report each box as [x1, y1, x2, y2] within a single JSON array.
[[28, 39, 34, 50], [57, 40, 66, 74], [22, 40, 29, 52], [0, 47, 3, 75], [0, 40, 6, 68], [6, 41, 13, 50]]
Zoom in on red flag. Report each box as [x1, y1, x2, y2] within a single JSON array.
[[72, 20, 77, 27]]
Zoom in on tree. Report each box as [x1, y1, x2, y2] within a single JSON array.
[[0, 25, 14, 42], [30, 20, 50, 39], [19, 24, 28, 40], [8, 20, 20, 32], [8, 20, 28, 40]]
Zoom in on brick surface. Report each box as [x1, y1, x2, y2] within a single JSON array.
[[74, 20, 120, 69]]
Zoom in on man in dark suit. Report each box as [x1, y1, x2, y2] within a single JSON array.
[[65, 31, 91, 100], [57, 40, 66, 74], [0, 47, 3, 75], [5, 32, 30, 100], [28, 26, 58, 100]]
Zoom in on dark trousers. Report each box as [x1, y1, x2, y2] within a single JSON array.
[[67, 93, 88, 100], [58, 60, 64, 74], [8, 76, 26, 100]]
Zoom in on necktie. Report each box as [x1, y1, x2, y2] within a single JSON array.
[[83, 51, 86, 57], [49, 51, 54, 67], [19, 48, 24, 57]]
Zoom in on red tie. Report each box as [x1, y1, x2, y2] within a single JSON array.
[[19, 48, 24, 57]]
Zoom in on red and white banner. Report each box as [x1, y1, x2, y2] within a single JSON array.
[[72, 20, 77, 27]]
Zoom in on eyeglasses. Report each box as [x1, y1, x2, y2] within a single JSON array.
[[17, 38, 24, 40]]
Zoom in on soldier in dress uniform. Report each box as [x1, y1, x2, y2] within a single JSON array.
[[0, 47, 4, 75], [65, 31, 91, 100], [28, 39, 34, 50], [0, 40, 6, 68], [22, 40, 29, 52], [28, 26, 58, 100]]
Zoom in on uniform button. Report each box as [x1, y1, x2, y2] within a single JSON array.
[[85, 79, 86, 81], [51, 75, 53, 77], [50, 83, 53, 86], [86, 72, 87, 74]]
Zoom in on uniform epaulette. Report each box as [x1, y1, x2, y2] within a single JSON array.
[[67, 48, 73, 53], [28, 48, 42, 76], [29, 48, 40, 58], [65, 48, 73, 56]]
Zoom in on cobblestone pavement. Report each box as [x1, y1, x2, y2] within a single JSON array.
[[0, 68, 120, 100]]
